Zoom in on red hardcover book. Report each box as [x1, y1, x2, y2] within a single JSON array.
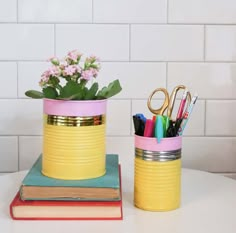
[[10, 167, 122, 220]]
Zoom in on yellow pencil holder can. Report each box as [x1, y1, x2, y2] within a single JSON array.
[[134, 135, 182, 211], [42, 99, 107, 180]]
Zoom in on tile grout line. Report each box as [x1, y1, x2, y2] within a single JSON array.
[[16, 62, 19, 98], [54, 24, 56, 55], [166, 62, 168, 89], [166, 0, 169, 24], [16, 0, 19, 22], [3, 22, 236, 26], [204, 100, 207, 136], [92, 0, 94, 23], [17, 136, 20, 171], [129, 24, 131, 61], [3, 60, 236, 63], [203, 25, 206, 61], [130, 99, 133, 136]]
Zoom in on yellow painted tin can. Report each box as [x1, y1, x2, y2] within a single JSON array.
[[42, 99, 107, 180], [134, 135, 182, 211]]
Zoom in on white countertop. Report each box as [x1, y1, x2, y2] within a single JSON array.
[[0, 169, 236, 233]]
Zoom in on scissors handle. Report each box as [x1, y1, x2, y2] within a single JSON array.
[[185, 90, 192, 110], [167, 85, 186, 119], [147, 88, 169, 115]]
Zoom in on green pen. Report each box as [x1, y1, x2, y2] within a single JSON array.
[[155, 115, 164, 143], [163, 116, 169, 137]]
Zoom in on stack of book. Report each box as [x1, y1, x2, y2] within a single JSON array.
[[10, 154, 122, 220]]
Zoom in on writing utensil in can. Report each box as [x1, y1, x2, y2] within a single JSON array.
[[144, 119, 155, 137], [174, 118, 183, 136], [176, 89, 188, 120], [178, 94, 198, 136], [155, 115, 164, 143]]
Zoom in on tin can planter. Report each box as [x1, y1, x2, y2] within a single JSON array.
[[42, 98, 107, 180], [134, 135, 182, 211]]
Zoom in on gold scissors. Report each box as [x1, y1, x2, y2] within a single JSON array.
[[147, 85, 191, 120]]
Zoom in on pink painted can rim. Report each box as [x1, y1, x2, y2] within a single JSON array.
[[43, 98, 107, 116], [135, 135, 182, 152]]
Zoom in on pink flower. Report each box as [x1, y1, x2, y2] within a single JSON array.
[[81, 69, 94, 81], [59, 61, 68, 69], [67, 50, 82, 62], [39, 75, 50, 87], [64, 65, 77, 76], [37, 51, 104, 93], [47, 66, 60, 76], [76, 66, 82, 73], [90, 68, 99, 78], [88, 55, 100, 62], [48, 56, 60, 65], [41, 70, 50, 79]]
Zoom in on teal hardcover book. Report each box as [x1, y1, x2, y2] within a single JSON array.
[[20, 154, 120, 201]]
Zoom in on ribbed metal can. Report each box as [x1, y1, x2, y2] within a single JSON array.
[[42, 98, 107, 180], [134, 135, 182, 211]]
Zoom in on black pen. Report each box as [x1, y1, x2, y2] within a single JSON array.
[[175, 118, 183, 136], [166, 120, 175, 137], [133, 115, 145, 136]]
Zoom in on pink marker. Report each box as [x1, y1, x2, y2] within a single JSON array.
[[144, 119, 155, 137], [176, 89, 188, 120]]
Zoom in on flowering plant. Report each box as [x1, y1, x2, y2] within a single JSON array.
[[25, 50, 122, 100]]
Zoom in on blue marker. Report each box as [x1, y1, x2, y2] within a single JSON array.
[[155, 115, 164, 143], [135, 113, 147, 124]]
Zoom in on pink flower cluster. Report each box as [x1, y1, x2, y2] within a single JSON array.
[[39, 50, 100, 88], [66, 50, 83, 63]]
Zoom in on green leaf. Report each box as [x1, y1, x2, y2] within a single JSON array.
[[25, 90, 44, 99], [49, 76, 60, 86], [59, 80, 83, 100], [84, 83, 99, 100], [43, 87, 58, 99], [58, 92, 83, 100], [97, 79, 122, 99]]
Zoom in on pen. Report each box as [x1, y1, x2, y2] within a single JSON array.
[[135, 113, 146, 124], [163, 116, 170, 137], [155, 115, 164, 143], [178, 94, 198, 136], [176, 89, 188, 120], [166, 120, 175, 137], [133, 115, 145, 136], [175, 118, 183, 136], [144, 119, 155, 137]]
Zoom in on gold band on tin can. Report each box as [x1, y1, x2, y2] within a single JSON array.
[[44, 114, 106, 127]]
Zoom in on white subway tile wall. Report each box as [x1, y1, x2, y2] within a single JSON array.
[[18, 0, 92, 23], [0, 24, 54, 60], [0, 0, 235, 179], [93, 0, 167, 23], [131, 25, 204, 61], [0, 0, 17, 22], [168, 0, 236, 24], [0, 63, 17, 98], [56, 24, 129, 61]]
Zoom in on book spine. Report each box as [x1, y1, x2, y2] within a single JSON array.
[[10, 216, 122, 220]]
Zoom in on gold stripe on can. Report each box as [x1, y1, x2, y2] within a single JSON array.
[[44, 114, 106, 127]]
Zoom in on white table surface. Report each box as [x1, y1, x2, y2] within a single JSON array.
[[0, 169, 236, 233]]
